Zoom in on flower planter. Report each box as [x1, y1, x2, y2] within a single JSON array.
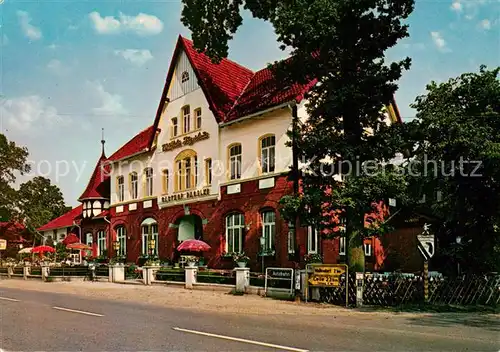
[[187, 261, 196, 268], [236, 261, 247, 268]]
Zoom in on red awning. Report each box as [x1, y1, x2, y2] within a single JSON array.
[[62, 234, 79, 245]]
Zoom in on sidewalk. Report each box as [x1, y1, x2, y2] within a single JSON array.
[[0, 279, 412, 318]]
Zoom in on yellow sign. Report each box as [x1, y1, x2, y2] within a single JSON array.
[[308, 275, 340, 287], [0, 239, 6, 250], [313, 266, 346, 276]]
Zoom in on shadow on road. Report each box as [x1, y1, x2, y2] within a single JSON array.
[[407, 313, 500, 332]]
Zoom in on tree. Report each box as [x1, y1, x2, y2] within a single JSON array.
[[405, 66, 500, 273], [17, 176, 68, 232], [0, 134, 30, 220], [181, 0, 414, 271]]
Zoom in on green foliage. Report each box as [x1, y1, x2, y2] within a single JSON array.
[[0, 134, 30, 219], [17, 176, 68, 232], [405, 65, 500, 273], [55, 242, 68, 260]]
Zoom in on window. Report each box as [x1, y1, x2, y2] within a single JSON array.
[[260, 135, 276, 174], [116, 226, 126, 257], [181, 71, 189, 83], [339, 236, 346, 255], [174, 150, 197, 191], [226, 213, 244, 254], [117, 176, 125, 202], [162, 169, 169, 194], [195, 108, 202, 129], [229, 144, 242, 180], [145, 168, 153, 197], [97, 230, 106, 256], [205, 158, 212, 185], [182, 105, 191, 134], [141, 218, 158, 256], [130, 172, 138, 199], [307, 226, 319, 254], [261, 211, 276, 252], [364, 242, 372, 256], [171, 117, 178, 138], [85, 233, 93, 248]]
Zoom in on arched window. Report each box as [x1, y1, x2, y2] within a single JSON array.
[[182, 105, 191, 134], [97, 230, 106, 257], [117, 176, 125, 202], [141, 218, 158, 256], [115, 226, 127, 257], [228, 144, 242, 180], [174, 149, 197, 191], [129, 172, 138, 199], [261, 210, 276, 252], [181, 71, 189, 83], [225, 213, 244, 254], [144, 168, 153, 197], [259, 135, 276, 174]]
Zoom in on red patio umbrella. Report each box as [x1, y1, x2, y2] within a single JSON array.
[[32, 245, 56, 254], [62, 234, 79, 246], [177, 239, 211, 252], [66, 242, 91, 251]]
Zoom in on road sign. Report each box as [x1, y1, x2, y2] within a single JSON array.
[[312, 266, 346, 276], [308, 274, 340, 287], [265, 267, 294, 298], [0, 239, 6, 250]]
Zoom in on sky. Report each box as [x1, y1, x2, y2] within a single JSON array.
[[0, 0, 498, 207]]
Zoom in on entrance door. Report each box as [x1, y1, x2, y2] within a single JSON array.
[[178, 215, 203, 242]]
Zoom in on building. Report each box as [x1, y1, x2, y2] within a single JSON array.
[[38, 35, 403, 270]]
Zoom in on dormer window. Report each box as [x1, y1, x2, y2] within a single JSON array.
[[181, 71, 189, 83]]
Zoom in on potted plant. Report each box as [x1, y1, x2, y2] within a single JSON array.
[[184, 255, 198, 267], [304, 253, 323, 264], [233, 253, 250, 268]]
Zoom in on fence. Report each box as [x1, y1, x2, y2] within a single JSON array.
[[314, 272, 500, 307]]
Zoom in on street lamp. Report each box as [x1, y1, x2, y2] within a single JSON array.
[[148, 238, 156, 257], [113, 241, 120, 258], [259, 236, 266, 273]]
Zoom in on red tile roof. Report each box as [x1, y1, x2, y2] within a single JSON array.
[[181, 36, 255, 120], [108, 125, 156, 162], [78, 154, 111, 201], [37, 205, 83, 232]]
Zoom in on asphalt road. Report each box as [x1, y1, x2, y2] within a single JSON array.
[[0, 287, 498, 351]]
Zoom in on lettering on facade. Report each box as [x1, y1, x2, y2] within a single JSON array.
[[162, 131, 210, 152], [160, 188, 210, 203]]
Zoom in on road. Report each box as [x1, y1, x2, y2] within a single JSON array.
[[0, 286, 498, 351]]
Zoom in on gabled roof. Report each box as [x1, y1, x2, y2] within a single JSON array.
[[78, 153, 111, 201], [108, 125, 156, 162], [37, 205, 83, 232]]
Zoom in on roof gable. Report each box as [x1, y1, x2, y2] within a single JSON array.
[[78, 154, 111, 201], [108, 125, 155, 162]]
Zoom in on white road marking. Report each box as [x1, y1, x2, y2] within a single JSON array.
[[52, 306, 104, 317], [0, 297, 20, 302], [173, 327, 309, 352]]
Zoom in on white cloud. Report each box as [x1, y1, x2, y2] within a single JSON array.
[[87, 81, 127, 116], [16, 11, 42, 40], [480, 19, 491, 30], [451, 1, 463, 12], [114, 49, 154, 66], [0, 96, 62, 132], [88, 12, 163, 36], [46, 59, 71, 75], [430, 32, 450, 52], [47, 43, 58, 50]]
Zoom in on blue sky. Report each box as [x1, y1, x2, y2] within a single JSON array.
[[0, 0, 498, 207]]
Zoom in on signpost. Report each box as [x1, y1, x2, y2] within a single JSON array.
[[0, 239, 6, 263], [265, 267, 294, 298], [417, 223, 435, 302], [305, 264, 348, 307]]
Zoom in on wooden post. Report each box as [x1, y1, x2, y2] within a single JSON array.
[[423, 260, 429, 302]]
